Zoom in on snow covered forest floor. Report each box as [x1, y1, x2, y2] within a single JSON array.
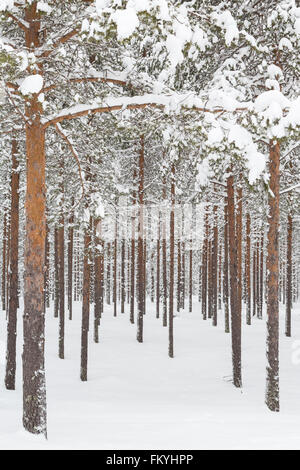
[[1, 299, 300, 450]]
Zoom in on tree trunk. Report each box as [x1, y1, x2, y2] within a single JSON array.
[[212, 203, 218, 326], [68, 210, 74, 320], [227, 174, 242, 388], [130, 171, 136, 323], [5, 139, 20, 390], [81, 221, 91, 381], [137, 136, 145, 342], [2, 211, 7, 312], [265, 141, 280, 412], [201, 207, 208, 320], [54, 226, 59, 318], [58, 214, 65, 359], [285, 213, 292, 337], [246, 213, 251, 325], [224, 200, 230, 333], [156, 212, 161, 319], [169, 164, 175, 358]]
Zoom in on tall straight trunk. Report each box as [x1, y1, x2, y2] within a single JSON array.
[[285, 213, 292, 337], [2, 211, 7, 311], [23, 4, 47, 435], [130, 169, 136, 323], [54, 227, 59, 318], [68, 210, 74, 320], [224, 200, 230, 333], [198, 258, 202, 303], [181, 239, 185, 310], [94, 218, 102, 343], [58, 214, 65, 360], [169, 164, 175, 358], [162, 177, 167, 327], [256, 240, 260, 318], [177, 236, 181, 312], [121, 231, 125, 314], [44, 221, 50, 311], [106, 242, 111, 305], [265, 141, 280, 412], [156, 212, 161, 319], [81, 222, 91, 381], [218, 241, 222, 310], [5, 139, 20, 390], [212, 203, 218, 326], [201, 207, 208, 320], [137, 135, 145, 342], [227, 174, 242, 388], [236, 184, 243, 322], [246, 213, 251, 325], [189, 239, 193, 313], [113, 214, 118, 317], [6, 218, 11, 314], [252, 240, 256, 317], [259, 232, 264, 319], [207, 239, 212, 319]]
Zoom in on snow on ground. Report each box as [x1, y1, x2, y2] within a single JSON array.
[[0, 299, 300, 450]]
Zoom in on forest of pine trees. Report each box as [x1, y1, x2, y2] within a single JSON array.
[[0, 0, 300, 450]]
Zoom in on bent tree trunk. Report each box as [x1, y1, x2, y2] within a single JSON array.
[[265, 141, 280, 412], [5, 139, 20, 390]]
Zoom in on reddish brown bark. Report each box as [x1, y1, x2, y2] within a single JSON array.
[[265, 141, 280, 412], [223, 199, 230, 333], [22, 4, 47, 435]]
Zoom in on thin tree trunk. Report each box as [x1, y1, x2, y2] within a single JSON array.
[[81, 222, 91, 381], [130, 170, 136, 323], [285, 214, 292, 337], [68, 210, 74, 320], [169, 164, 175, 358], [5, 139, 20, 390], [137, 135, 145, 342], [201, 207, 208, 320], [224, 199, 230, 333], [212, 203, 218, 326], [227, 174, 242, 388], [246, 212, 251, 325], [58, 214, 65, 359], [162, 177, 167, 327], [54, 227, 59, 318], [189, 239, 193, 313], [113, 214, 118, 317], [156, 212, 161, 319], [2, 211, 7, 312]]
